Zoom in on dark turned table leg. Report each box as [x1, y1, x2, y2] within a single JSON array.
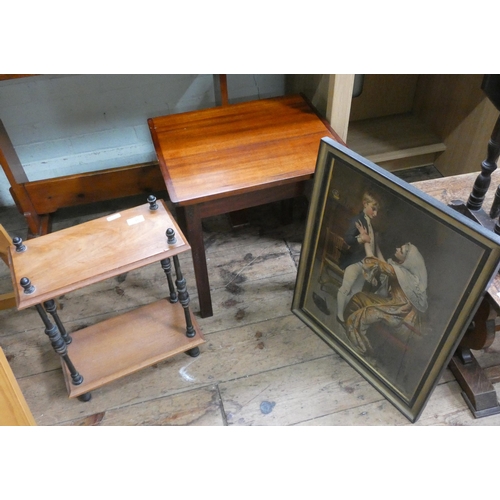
[[176, 204, 213, 318], [33, 300, 91, 403], [448, 294, 500, 418]]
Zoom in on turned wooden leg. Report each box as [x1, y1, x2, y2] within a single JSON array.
[[44, 299, 72, 344], [34, 302, 91, 401], [160, 257, 178, 303], [20, 277, 91, 402], [467, 114, 500, 213]]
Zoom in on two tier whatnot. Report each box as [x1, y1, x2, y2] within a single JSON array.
[[8, 197, 204, 401]]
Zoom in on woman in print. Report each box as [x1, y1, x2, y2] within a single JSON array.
[[344, 222, 428, 355]]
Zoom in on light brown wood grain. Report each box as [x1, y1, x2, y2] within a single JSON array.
[[9, 200, 189, 309], [349, 74, 420, 122], [7, 198, 206, 401], [61, 300, 204, 398], [24, 162, 165, 214], [414, 74, 499, 176], [0, 347, 36, 425], [0, 224, 16, 310], [347, 112, 446, 163]]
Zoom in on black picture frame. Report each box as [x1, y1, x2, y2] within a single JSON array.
[[292, 138, 500, 422]]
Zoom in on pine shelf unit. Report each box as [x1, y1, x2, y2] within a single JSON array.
[[347, 112, 446, 172], [8, 198, 204, 400], [291, 74, 499, 176]]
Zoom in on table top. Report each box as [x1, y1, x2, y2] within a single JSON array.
[[413, 170, 500, 308], [148, 94, 342, 206], [9, 200, 189, 310]]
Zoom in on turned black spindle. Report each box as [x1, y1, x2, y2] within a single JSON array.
[[172, 254, 195, 339], [13, 236, 26, 253], [160, 258, 178, 303], [147, 195, 158, 211], [44, 299, 72, 344], [173, 257, 195, 338], [35, 303, 91, 401], [467, 115, 500, 212], [165, 228, 199, 356]]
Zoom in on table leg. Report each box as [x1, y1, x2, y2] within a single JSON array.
[[280, 199, 294, 225], [176, 205, 214, 318]]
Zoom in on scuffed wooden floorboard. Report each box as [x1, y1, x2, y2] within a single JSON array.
[[61, 386, 224, 426], [1, 195, 500, 426]]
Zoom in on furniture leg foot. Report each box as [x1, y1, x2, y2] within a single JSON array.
[[447, 295, 500, 418], [449, 352, 500, 418], [460, 390, 500, 418], [186, 347, 200, 357], [77, 392, 92, 402]]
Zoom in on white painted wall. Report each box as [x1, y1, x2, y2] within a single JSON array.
[[0, 74, 285, 206]]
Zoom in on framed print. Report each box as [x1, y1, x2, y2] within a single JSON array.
[[292, 138, 500, 422]]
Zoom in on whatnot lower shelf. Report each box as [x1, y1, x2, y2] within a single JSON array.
[[61, 299, 204, 398]]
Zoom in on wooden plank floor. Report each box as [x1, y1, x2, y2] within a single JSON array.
[[2, 166, 500, 426]]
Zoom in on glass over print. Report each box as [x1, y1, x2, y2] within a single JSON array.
[[292, 138, 500, 422]]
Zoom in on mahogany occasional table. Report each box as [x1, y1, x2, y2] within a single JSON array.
[[148, 94, 342, 318]]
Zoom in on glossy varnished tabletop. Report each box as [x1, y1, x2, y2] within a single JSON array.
[[148, 94, 341, 317], [148, 94, 341, 205]]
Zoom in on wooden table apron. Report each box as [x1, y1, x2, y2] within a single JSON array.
[[175, 181, 309, 318], [148, 95, 342, 318]]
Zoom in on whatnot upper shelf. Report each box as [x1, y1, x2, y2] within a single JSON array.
[[9, 200, 189, 309]]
